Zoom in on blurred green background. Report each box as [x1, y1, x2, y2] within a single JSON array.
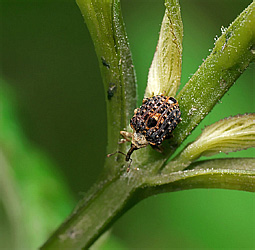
[[1, 0, 254, 249]]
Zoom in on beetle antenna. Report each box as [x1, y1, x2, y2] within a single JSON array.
[[107, 149, 134, 172], [107, 151, 126, 158]]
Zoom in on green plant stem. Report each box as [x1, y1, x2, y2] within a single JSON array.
[[41, 157, 255, 249], [144, 158, 255, 194], [76, 0, 136, 176], [172, 2, 254, 145], [41, 175, 141, 249]]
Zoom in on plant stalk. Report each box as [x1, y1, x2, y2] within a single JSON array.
[[41, 174, 142, 249]]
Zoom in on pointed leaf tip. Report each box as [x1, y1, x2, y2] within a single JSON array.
[[145, 0, 183, 98]]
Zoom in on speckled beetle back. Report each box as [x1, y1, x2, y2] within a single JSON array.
[[130, 95, 181, 146]]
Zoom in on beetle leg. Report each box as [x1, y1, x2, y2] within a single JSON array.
[[118, 139, 129, 144], [120, 131, 132, 142]]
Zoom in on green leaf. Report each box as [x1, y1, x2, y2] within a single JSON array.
[[144, 158, 255, 194], [145, 0, 183, 98], [163, 114, 255, 173]]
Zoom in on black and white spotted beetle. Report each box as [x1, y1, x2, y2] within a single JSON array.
[[108, 94, 181, 170]]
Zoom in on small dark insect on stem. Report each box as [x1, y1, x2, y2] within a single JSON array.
[[107, 83, 117, 100], [101, 56, 110, 68]]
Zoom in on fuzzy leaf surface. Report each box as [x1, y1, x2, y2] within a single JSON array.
[[145, 0, 183, 98]]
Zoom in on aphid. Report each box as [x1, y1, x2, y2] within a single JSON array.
[[108, 94, 181, 170], [101, 56, 110, 68], [107, 83, 117, 100]]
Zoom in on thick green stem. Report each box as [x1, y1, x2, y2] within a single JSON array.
[[41, 175, 140, 249], [144, 158, 255, 195], [76, 0, 136, 175], [42, 157, 255, 248], [172, 2, 254, 145]]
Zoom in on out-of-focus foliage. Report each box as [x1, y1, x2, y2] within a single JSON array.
[[0, 81, 74, 249]]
